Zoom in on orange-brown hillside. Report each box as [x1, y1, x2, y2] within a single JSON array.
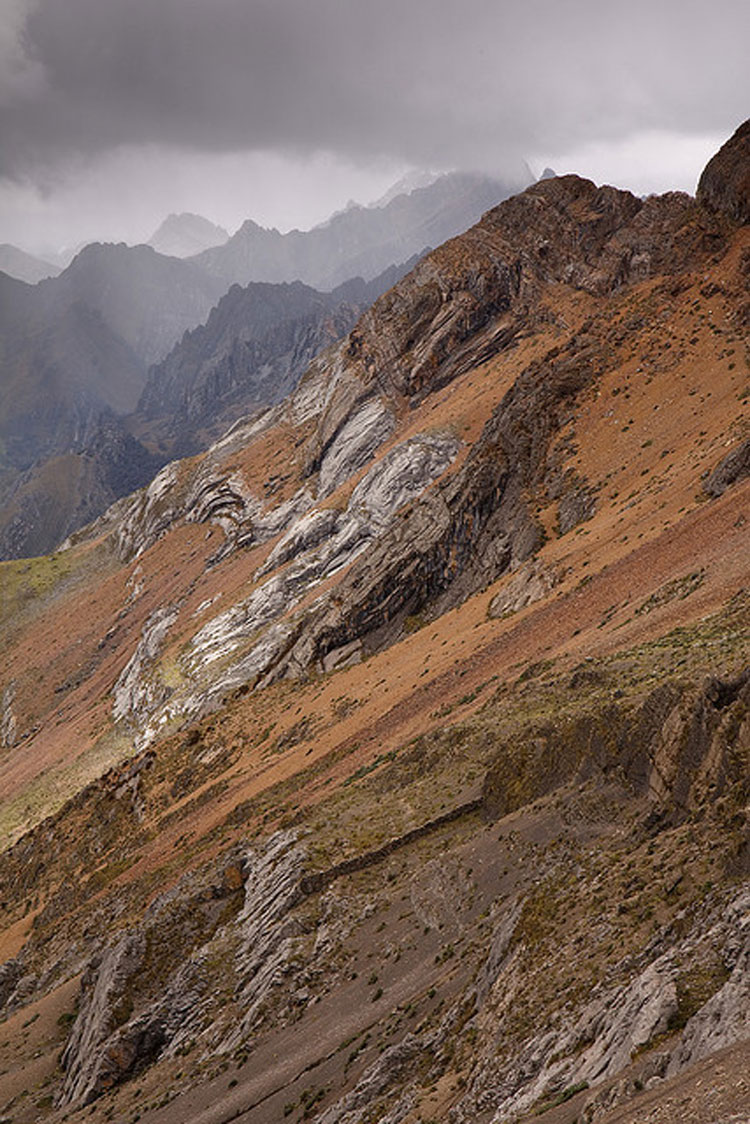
[[0, 122, 748, 1124]]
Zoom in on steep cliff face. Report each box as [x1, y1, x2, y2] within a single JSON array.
[[0, 126, 748, 1124]]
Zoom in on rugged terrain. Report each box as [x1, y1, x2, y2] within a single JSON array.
[[133, 256, 424, 460], [0, 168, 490, 562], [0, 123, 748, 1124]]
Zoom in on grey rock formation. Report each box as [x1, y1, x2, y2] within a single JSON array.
[[118, 431, 459, 745], [703, 437, 750, 497], [57, 833, 306, 1108], [667, 888, 750, 1073], [221, 831, 306, 1051], [318, 398, 397, 497], [112, 605, 180, 740], [445, 883, 750, 1124], [316, 1035, 423, 1124], [59, 930, 149, 1106], [1, 684, 17, 748]]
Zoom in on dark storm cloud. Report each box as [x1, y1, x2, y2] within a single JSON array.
[[1, 0, 748, 181]]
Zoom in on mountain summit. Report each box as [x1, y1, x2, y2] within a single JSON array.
[[147, 212, 230, 258]]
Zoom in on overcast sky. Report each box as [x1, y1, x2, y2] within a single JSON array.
[[1, 0, 748, 255]]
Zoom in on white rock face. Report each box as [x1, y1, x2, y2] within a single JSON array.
[[482, 956, 678, 1123], [110, 429, 459, 747], [1, 683, 17, 748], [187, 431, 460, 679], [443, 882, 750, 1124], [318, 398, 396, 497], [115, 463, 181, 560], [221, 831, 306, 1050], [59, 931, 148, 1107], [112, 606, 179, 729]]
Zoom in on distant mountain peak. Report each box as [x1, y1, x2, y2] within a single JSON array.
[[148, 212, 229, 258], [368, 169, 442, 209]]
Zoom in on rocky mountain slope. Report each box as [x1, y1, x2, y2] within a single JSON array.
[[192, 171, 524, 290], [1, 173, 491, 562], [134, 255, 425, 459], [0, 122, 748, 1124], [147, 213, 230, 259]]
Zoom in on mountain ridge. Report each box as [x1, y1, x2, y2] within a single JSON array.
[[192, 170, 526, 290]]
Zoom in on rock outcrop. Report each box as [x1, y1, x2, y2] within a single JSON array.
[[58, 832, 306, 1108], [697, 118, 750, 224]]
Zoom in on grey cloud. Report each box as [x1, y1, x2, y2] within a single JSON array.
[[2, 0, 749, 182]]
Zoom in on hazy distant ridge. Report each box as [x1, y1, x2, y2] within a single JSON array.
[[192, 171, 526, 290]]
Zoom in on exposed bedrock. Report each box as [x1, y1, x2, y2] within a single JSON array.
[[697, 117, 750, 225]]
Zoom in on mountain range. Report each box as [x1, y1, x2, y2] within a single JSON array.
[[1, 168, 511, 560], [193, 170, 523, 289], [0, 256, 421, 559], [0, 120, 747, 1124], [134, 254, 425, 459]]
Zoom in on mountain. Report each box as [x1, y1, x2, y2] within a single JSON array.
[[133, 253, 425, 458], [0, 122, 748, 1124], [368, 168, 442, 208], [0, 174, 516, 560], [0, 243, 229, 558], [0, 271, 161, 559], [147, 212, 230, 258], [42, 242, 228, 366], [0, 244, 61, 283], [192, 170, 526, 290]]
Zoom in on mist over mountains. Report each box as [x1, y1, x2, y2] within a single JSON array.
[[194, 171, 521, 289], [1, 1, 748, 1119], [147, 213, 230, 259], [0, 170, 512, 560]]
